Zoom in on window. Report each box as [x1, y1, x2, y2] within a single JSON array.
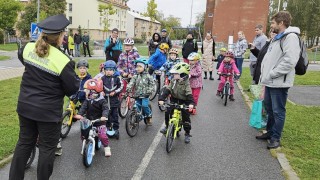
[[69, 3, 72, 12], [69, 16, 72, 24]]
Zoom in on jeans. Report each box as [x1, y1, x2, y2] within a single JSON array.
[[9, 115, 61, 180], [264, 87, 289, 141], [235, 58, 244, 78], [75, 44, 81, 57], [135, 98, 152, 117]]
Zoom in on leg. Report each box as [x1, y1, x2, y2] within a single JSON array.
[[218, 77, 226, 92], [209, 71, 214, 80], [182, 109, 191, 134], [204, 71, 207, 79], [191, 88, 201, 106], [83, 44, 87, 56], [37, 120, 61, 180], [141, 98, 151, 117], [156, 74, 161, 91], [236, 58, 244, 77], [111, 107, 119, 130], [250, 61, 257, 83], [87, 44, 91, 57], [229, 78, 235, 95], [97, 125, 109, 147], [9, 116, 38, 180], [264, 87, 275, 134]]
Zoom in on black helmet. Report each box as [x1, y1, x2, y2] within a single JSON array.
[[77, 59, 89, 68]]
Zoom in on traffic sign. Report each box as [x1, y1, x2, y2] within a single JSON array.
[[31, 23, 42, 40]]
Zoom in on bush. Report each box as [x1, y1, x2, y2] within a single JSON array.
[[0, 30, 4, 44]]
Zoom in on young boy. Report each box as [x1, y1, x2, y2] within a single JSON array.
[[77, 59, 92, 103], [158, 62, 195, 143], [117, 38, 140, 78], [126, 58, 155, 125], [159, 48, 180, 81], [74, 79, 111, 157], [101, 60, 123, 139], [215, 48, 227, 80]]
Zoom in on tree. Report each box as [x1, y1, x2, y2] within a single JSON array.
[[195, 12, 205, 38], [98, 3, 116, 40], [0, 0, 22, 43], [143, 0, 158, 40]]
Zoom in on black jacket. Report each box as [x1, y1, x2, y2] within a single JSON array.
[[74, 34, 82, 44], [149, 33, 161, 56], [101, 75, 123, 107], [78, 96, 109, 126], [182, 39, 198, 58], [250, 40, 271, 84], [160, 36, 172, 49], [17, 43, 79, 122]]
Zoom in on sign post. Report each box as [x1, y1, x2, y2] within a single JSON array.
[[31, 23, 42, 41]]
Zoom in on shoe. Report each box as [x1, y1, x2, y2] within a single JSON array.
[[104, 146, 111, 157], [204, 76, 207, 79], [209, 77, 214, 80], [191, 109, 197, 115], [146, 117, 152, 126], [55, 148, 62, 156], [114, 130, 120, 140], [185, 134, 191, 144], [256, 133, 271, 140], [267, 140, 280, 149], [56, 140, 62, 149], [229, 95, 235, 101], [216, 90, 221, 96], [217, 78, 221, 80], [160, 127, 167, 134], [89, 55, 92, 57]]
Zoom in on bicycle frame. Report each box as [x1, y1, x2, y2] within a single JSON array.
[[65, 100, 77, 126], [166, 104, 186, 139], [80, 119, 100, 156]]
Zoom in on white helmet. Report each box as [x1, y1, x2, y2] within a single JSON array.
[[123, 38, 134, 45]]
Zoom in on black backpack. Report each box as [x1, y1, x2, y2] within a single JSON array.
[[280, 33, 308, 75]]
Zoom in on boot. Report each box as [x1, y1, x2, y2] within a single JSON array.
[[160, 127, 167, 134], [217, 75, 221, 80], [204, 72, 207, 79], [209, 71, 214, 80], [146, 117, 152, 126], [216, 90, 222, 96], [104, 146, 111, 157], [185, 133, 191, 144], [229, 95, 235, 101]]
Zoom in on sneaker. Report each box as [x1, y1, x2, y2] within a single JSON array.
[[146, 117, 152, 126], [114, 130, 120, 140], [267, 140, 280, 149], [185, 134, 191, 144], [104, 146, 111, 157], [216, 90, 221, 96], [229, 95, 235, 101], [55, 148, 62, 156], [209, 77, 214, 80], [256, 133, 271, 140], [160, 127, 167, 134]]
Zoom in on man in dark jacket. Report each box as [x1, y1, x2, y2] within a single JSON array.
[[149, 32, 161, 56], [74, 32, 82, 57], [160, 29, 172, 49], [82, 31, 92, 57], [182, 32, 198, 63]]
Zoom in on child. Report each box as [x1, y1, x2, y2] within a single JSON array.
[[68, 33, 74, 57], [158, 62, 195, 143], [159, 48, 180, 81], [126, 58, 155, 125], [117, 38, 140, 78], [216, 51, 240, 101], [188, 52, 202, 115], [77, 59, 92, 103], [94, 63, 105, 80], [74, 79, 111, 157], [215, 48, 227, 80], [101, 60, 123, 139]]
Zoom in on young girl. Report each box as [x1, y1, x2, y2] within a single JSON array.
[[159, 48, 180, 81], [117, 38, 140, 78], [188, 52, 202, 115], [217, 51, 240, 101]]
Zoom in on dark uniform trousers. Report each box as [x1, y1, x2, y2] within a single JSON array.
[[165, 105, 191, 134], [9, 116, 61, 180]]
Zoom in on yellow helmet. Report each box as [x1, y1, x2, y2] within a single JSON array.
[[220, 47, 227, 52], [159, 43, 169, 50]]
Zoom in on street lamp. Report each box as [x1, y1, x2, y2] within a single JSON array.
[[283, 0, 288, 11]]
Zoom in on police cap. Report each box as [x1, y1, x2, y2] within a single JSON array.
[[37, 14, 70, 34]]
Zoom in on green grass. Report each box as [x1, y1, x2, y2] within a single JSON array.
[[0, 55, 10, 61], [0, 43, 18, 51], [135, 43, 149, 57], [307, 50, 320, 61], [239, 67, 320, 179]]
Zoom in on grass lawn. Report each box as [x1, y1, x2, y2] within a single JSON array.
[[135, 43, 149, 57], [0, 59, 104, 161], [307, 50, 320, 61], [0, 43, 18, 51], [0, 55, 10, 61], [239, 67, 320, 179]]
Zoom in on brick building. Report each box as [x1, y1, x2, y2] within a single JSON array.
[[204, 0, 270, 44]]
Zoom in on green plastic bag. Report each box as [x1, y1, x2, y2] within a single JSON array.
[[249, 100, 267, 129]]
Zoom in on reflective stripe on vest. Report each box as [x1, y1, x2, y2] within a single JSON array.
[[23, 42, 70, 76]]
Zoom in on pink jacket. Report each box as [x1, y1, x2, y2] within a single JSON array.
[[189, 62, 203, 88], [218, 59, 240, 74]]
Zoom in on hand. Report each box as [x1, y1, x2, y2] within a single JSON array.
[[73, 115, 83, 120], [101, 117, 108, 121], [110, 91, 115, 96], [159, 101, 164, 105], [217, 72, 221, 75], [236, 73, 240, 76], [101, 92, 105, 96], [188, 104, 194, 111], [112, 38, 117, 44]]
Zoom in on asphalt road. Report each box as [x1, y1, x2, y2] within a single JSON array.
[[0, 74, 284, 180]]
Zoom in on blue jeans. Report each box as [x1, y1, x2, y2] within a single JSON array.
[[136, 98, 152, 117], [264, 87, 289, 141], [235, 58, 244, 78], [75, 44, 81, 57]]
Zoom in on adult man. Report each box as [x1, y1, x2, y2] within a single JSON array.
[[160, 29, 172, 49], [104, 28, 122, 63], [258, 11, 300, 149], [82, 31, 92, 57], [249, 25, 267, 83], [74, 31, 82, 57]]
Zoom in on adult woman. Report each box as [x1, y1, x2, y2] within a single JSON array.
[[148, 32, 161, 56], [201, 33, 216, 80], [9, 14, 79, 180], [233, 31, 248, 79]]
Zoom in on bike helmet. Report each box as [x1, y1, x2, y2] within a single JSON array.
[[159, 43, 169, 50], [77, 59, 89, 68], [170, 62, 190, 75], [220, 47, 227, 52], [134, 58, 148, 66], [187, 52, 201, 61], [104, 60, 117, 70], [123, 37, 134, 45], [224, 51, 234, 58], [84, 79, 103, 93], [169, 48, 179, 55]]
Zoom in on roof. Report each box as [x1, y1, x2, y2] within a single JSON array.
[[127, 11, 160, 24]]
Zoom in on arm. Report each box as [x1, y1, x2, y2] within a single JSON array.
[[148, 49, 159, 67], [18, 45, 25, 65], [114, 77, 124, 95], [250, 47, 260, 58], [146, 75, 155, 95], [117, 54, 125, 74], [190, 64, 202, 77], [104, 38, 115, 52], [101, 100, 109, 118], [60, 61, 80, 96], [126, 75, 136, 92], [78, 100, 88, 116]]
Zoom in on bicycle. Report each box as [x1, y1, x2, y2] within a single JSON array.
[[149, 70, 161, 101], [164, 103, 190, 153], [118, 76, 130, 118], [125, 96, 152, 137], [219, 73, 233, 106], [80, 118, 103, 167]]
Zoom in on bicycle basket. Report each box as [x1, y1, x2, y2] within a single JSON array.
[[80, 119, 92, 139]]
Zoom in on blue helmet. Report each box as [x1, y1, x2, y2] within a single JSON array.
[[134, 58, 148, 65], [104, 60, 117, 70]]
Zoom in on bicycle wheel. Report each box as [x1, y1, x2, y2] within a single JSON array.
[[119, 97, 129, 118], [95, 137, 101, 150], [149, 79, 159, 101], [83, 141, 94, 167], [166, 124, 175, 153], [125, 111, 139, 137], [224, 83, 230, 106], [25, 146, 36, 169], [60, 111, 72, 138]]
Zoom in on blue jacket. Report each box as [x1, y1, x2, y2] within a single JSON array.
[[78, 73, 92, 102], [148, 48, 167, 70], [104, 37, 122, 62]]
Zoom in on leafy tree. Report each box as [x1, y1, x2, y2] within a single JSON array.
[[98, 3, 116, 40], [143, 0, 158, 40], [195, 12, 205, 38]]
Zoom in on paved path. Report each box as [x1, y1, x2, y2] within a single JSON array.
[[0, 74, 284, 179], [288, 86, 320, 106]]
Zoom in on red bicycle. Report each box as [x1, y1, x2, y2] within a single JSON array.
[[119, 77, 135, 118]]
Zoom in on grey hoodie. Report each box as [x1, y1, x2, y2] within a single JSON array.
[[259, 26, 300, 88]]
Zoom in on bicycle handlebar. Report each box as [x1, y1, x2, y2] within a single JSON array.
[[163, 102, 190, 110]]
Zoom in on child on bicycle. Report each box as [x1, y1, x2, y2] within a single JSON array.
[[158, 62, 195, 143], [101, 60, 123, 139], [126, 58, 155, 125], [215, 48, 227, 80], [77, 59, 92, 103], [159, 48, 180, 81], [188, 52, 203, 115], [74, 79, 111, 157], [117, 38, 140, 78], [216, 51, 240, 101]]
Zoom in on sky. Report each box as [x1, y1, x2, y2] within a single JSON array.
[[127, 0, 206, 27]]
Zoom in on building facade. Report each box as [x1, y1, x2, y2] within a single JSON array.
[[204, 0, 270, 44]]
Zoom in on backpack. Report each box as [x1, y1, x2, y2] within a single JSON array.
[[280, 33, 308, 75]]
